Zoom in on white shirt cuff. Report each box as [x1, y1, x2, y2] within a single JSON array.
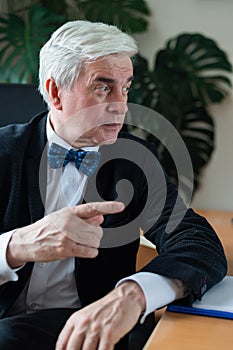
[[0, 230, 22, 284], [116, 272, 186, 323]]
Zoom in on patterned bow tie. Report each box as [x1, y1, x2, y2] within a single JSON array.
[[48, 142, 101, 176]]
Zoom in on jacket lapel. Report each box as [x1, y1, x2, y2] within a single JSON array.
[[25, 114, 47, 222]]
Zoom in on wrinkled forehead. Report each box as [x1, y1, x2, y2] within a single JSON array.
[[81, 54, 134, 83]]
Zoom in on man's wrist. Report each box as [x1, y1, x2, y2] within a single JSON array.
[[6, 230, 26, 269], [0, 230, 23, 284], [116, 280, 146, 314], [116, 272, 188, 323]]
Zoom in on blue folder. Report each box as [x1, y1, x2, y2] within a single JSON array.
[[167, 276, 233, 320], [167, 304, 233, 320]]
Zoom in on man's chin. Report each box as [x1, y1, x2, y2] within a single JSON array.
[[99, 137, 118, 146], [97, 126, 122, 146]]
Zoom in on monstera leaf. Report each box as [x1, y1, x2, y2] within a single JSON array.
[[0, 4, 66, 83], [152, 105, 215, 193], [129, 33, 232, 193], [129, 54, 158, 107], [0, 0, 150, 84], [155, 33, 232, 107], [77, 0, 151, 33]]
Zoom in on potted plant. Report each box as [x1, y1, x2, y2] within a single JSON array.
[[128, 34, 232, 193], [0, 0, 150, 83]]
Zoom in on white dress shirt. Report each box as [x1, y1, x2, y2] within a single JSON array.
[[0, 115, 186, 320]]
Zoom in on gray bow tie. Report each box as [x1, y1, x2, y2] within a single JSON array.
[[48, 142, 101, 176]]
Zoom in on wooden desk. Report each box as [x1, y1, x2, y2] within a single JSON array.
[[143, 210, 233, 349], [144, 310, 233, 349]]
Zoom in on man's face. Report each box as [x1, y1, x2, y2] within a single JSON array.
[[50, 54, 134, 147]]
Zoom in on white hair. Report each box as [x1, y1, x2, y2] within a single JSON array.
[[39, 20, 138, 106]]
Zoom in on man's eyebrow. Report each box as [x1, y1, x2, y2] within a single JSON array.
[[94, 76, 134, 84]]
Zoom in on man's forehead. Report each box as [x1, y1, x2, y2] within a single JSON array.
[[84, 55, 132, 72], [94, 68, 133, 82]]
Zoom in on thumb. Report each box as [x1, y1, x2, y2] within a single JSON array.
[[86, 214, 104, 226], [73, 201, 125, 220]]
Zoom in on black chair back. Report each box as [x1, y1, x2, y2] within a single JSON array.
[[0, 83, 47, 126]]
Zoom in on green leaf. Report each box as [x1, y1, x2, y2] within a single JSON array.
[[78, 0, 151, 33], [128, 54, 158, 108], [156, 106, 215, 193], [0, 4, 66, 83], [128, 32, 232, 193], [154, 33, 232, 106]]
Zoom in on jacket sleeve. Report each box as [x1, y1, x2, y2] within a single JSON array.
[[139, 142, 227, 305]]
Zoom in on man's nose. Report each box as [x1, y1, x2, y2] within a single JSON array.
[[106, 101, 128, 115]]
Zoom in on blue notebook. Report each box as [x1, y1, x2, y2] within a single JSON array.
[[167, 276, 233, 320]]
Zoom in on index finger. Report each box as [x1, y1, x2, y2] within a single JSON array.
[[73, 201, 125, 220]]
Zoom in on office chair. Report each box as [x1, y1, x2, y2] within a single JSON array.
[[0, 83, 47, 127]]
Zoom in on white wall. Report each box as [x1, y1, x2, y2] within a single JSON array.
[[135, 0, 233, 211]]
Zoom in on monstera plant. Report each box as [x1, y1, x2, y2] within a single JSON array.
[[0, 1, 232, 194], [0, 4, 66, 83], [0, 0, 150, 82], [128, 34, 232, 193]]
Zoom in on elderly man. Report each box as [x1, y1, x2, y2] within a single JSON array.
[[0, 20, 226, 350]]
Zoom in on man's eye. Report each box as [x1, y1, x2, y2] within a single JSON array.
[[123, 86, 131, 94], [96, 85, 110, 93]]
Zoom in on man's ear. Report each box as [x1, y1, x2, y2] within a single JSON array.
[[45, 78, 62, 110]]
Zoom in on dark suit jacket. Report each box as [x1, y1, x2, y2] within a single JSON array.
[[0, 113, 227, 318]]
